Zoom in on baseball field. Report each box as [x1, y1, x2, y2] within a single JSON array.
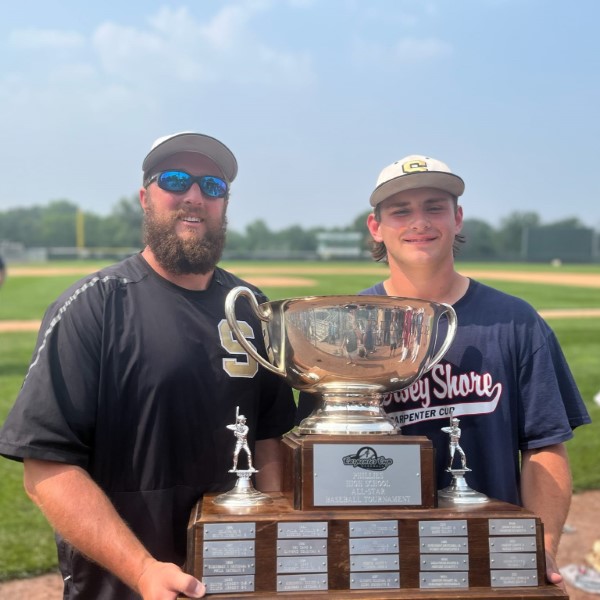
[[0, 260, 599, 580]]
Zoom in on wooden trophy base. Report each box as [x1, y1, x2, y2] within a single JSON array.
[[186, 493, 565, 598], [184, 432, 566, 599]]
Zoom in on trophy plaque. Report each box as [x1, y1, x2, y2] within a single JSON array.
[[184, 289, 566, 599]]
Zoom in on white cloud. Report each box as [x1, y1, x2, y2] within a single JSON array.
[[286, 0, 318, 8], [352, 35, 452, 68], [90, 4, 314, 87], [349, 1, 426, 28], [195, 3, 262, 51], [47, 63, 96, 84], [91, 22, 167, 77], [393, 37, 452, 61], [8, 28, 85, 50]]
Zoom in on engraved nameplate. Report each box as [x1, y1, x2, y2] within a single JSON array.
[[277, 539, 327, 556], [204, 523, 256, 540], [491, 569, 538, 587], [420, 572, 469, 589], [203, 558, 255, 576], [420, 537, 468, 553], [350, 520, 398, 538], [349, 537, 399, 555], [490, 553, 537, 570], [351, 554, 400, 572], [489, 518, 536, 536], [278, 522, 328, 538], [203, 540, 255, 558], [313, 443, 422, 506], [277, 574, 328, 592], [419, 520, 467, 537], [420, 554, 469, 571], [203, 575, 255, 594], [489, 536, 537, 553], [277, 556, 328, 574], [350, 572, 400, 589]]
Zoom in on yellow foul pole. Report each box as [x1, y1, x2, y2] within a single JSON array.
[[76, 209, 85, 249]]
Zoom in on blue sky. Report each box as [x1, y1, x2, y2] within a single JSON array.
[[1, 0, 599, 233]]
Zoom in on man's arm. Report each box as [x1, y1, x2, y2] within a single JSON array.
[[254, 437, 283, 491], [23, 459, 205, 600], [521, 443, 572, 589]]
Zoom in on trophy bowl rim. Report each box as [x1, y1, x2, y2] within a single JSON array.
[[257, 293, 454, 310]]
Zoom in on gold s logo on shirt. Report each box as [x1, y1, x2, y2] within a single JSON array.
[[219, 320, 259, 378]]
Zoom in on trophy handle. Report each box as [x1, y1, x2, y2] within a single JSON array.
[[224, 286, 285, 377], [423, 303, 458, 373]]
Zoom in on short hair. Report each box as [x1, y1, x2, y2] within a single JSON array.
[[369, 197, 465, 262]]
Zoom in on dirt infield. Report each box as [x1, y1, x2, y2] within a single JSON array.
[[6, 266, 315, 290], [0, 320, 41, 332], [462, 269, 600, 288], [7, 264, 600, 287]]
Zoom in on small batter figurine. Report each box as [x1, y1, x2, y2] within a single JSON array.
[[227, 407, 256, 472], [441, 417, 468, 471]]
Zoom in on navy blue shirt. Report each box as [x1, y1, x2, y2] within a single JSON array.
[[298, 279, 590, 504]]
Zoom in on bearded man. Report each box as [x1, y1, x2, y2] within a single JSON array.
[[0, 132, 296, 600]]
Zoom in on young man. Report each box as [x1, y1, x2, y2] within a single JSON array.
[[0, 132, 296, 599], [297, 154, 590, 588]]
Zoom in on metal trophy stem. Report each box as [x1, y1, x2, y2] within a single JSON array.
[[213, 470, 272, 507], [438, 467, 490, 505], [296, 389, 396, 435]]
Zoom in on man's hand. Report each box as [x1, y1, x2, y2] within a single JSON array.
[[521, 444, 571, 592], [23, 460, 204, 598], [544, 550, 566, 591], [137, 559, 205, 599]]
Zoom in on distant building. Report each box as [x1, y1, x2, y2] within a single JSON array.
[[316, 232, 363, 260]]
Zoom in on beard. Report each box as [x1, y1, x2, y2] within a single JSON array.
[[143, 197, 227, 276]]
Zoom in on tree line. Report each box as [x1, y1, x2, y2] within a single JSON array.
[[0, 196, 593, 261]]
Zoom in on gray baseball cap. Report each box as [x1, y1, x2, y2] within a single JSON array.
[[370, 154, 465, 207], [142, 132, 238, 182]]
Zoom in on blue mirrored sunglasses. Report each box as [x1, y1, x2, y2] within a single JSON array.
[[145, 170, 228, 198]]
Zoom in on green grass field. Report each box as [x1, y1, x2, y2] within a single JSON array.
[[0, 260, 598, 580]]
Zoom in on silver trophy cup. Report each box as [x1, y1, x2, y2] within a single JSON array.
[[225, 288, 457, 435]]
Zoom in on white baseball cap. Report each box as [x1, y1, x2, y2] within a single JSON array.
[[142, 132, 238, 182], [370, 154, 465, 207]]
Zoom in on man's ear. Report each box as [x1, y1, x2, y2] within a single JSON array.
[[455, 204, 464, 233], [139, 187, 149, 212], [367, 212, 383, 242]]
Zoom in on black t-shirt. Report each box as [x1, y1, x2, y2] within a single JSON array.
[[0, 254, 296, 599]]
